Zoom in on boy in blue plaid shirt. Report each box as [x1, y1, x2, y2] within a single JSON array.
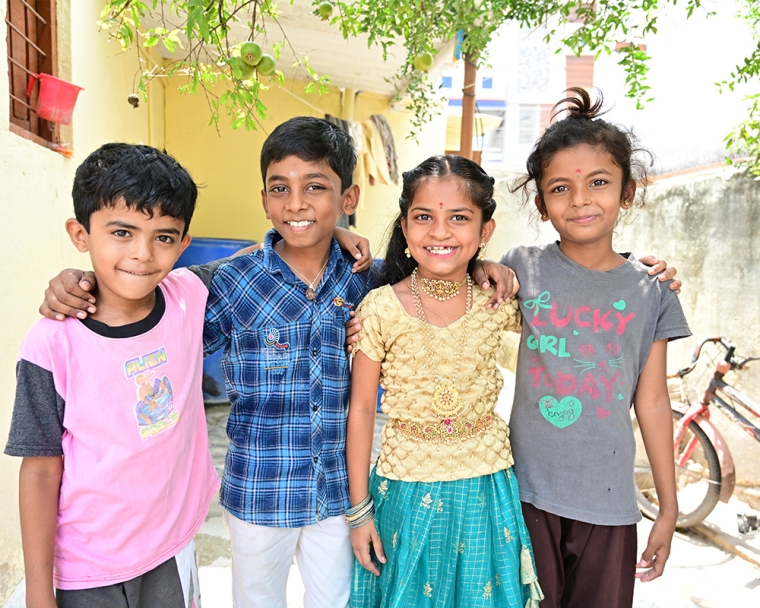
[[201, 117, 372, 607]]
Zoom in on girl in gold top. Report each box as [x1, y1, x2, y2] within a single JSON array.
[[347, 155, 543, 607]]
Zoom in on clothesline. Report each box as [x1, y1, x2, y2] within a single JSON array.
[[275, 84, 329, 116]]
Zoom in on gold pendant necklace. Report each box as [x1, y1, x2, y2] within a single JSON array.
[[419, 276, 467, 301], [410, 268, 472, 418], [278, 254, 329, 301]]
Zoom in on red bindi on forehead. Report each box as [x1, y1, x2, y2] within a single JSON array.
[[439, 201, 444, 209]]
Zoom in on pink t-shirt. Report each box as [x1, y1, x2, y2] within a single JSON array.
[[12, 269, 219, 589]]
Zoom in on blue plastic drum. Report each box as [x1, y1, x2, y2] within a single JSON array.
[[175, 237, 255, 403]]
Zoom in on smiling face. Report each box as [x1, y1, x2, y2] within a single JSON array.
[[401, 177, 494, 281], [261, 155, 359, 259], [536, 144, 636, 253], [66, 200, 191, 316]]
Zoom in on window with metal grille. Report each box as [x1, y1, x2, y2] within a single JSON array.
[[6, 0, 58, 145]]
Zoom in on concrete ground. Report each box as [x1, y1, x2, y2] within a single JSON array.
[[5, 370, 760, 607], [194, 385, 760, 608]]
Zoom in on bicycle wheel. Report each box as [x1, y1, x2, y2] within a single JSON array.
[[633, 408, 721, 528]]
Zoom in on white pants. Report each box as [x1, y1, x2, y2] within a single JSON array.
[[223, 510, 352, 608]]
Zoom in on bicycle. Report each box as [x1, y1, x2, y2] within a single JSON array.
[[633, 336, 760, 528]]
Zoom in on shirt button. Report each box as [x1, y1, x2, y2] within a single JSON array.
[[312, 405, 318, 412], [313, 456, 318, 463], [312, 348, 318, 356]]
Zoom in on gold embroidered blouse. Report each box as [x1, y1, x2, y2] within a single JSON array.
[[353, 284, 522, 482]]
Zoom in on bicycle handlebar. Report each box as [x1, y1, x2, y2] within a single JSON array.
[[670, 336, 758, 378]]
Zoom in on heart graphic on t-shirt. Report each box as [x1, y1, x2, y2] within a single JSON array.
[[613, 300, 627, 310], [539, 395, 582, 428]]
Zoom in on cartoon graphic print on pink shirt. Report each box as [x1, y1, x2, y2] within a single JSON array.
[[523, 290, 636, 429], [127, 347, 179, 439]]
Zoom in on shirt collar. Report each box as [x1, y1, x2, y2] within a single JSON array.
[[262, 228, 347, 283]]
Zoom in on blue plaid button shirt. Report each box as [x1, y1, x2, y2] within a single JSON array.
[[203, 230, 374, 527]]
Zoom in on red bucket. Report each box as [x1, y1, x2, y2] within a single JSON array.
[[26, 73, 84, 125]]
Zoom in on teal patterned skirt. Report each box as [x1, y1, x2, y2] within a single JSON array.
[[351, 467, 543, 608]]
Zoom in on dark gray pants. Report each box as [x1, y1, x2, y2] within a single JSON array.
[[56, 553, 192, 608]]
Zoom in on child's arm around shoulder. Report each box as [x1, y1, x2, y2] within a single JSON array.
[[203, 259, 242, 356], [39, 255, 242, 321], [633, 339, 678, 582], [19, 455, 62, 608]]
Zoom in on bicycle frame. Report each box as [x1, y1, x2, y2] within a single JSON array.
[[670, 336, 760, 504], [709, 381, 760, 443], [672, 399, 735, 503]]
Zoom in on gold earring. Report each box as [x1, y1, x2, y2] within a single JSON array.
[[477, 243, 486, 261], [541, 213, 549, 222], [622, 200, 631, 209], [404, 247, 411, 258]]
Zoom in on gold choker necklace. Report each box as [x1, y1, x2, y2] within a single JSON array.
[[418, 275, 467, 301], [410, 269, 472, 418]]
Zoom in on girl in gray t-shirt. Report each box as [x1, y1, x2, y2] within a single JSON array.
[[504, 87, 691, 608]]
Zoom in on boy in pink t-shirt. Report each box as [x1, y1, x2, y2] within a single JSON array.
[[5, 144, 219, 607]]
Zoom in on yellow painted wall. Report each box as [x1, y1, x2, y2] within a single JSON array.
[[1, 2, 446, 601], [164, 79, 447, 256], [0, 1, 164, 601]]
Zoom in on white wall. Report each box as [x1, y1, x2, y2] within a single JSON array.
[[0, 1, 163, 601]]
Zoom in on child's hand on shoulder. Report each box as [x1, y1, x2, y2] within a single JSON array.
[[345, 311, 362, 354], [350, 518, 386, 576], [40, 269, 98, 320], [635, 512, 677, 582], [334, 227, 373, 273], [638, 255, 682, 294], [472, 260, 520, 309]]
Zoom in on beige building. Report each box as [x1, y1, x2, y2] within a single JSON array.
[[0, 1, 451, 601]]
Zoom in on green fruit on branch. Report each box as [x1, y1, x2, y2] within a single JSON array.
[[256, 54, 276, 76], [413, 51, 434, 72], [318, 1, 334, 19], [240, 41, 263, 67], [229, 56, 255, 80], [239, 62, 255, 80]]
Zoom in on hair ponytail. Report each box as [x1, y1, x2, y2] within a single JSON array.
[[515, 87, 652, 209]]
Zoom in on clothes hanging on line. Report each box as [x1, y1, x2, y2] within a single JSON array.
[[325, 114, 399, 210], [371, 114, 399, 184]]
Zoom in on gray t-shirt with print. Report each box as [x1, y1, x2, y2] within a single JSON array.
[[501, 243, 691, 526]]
